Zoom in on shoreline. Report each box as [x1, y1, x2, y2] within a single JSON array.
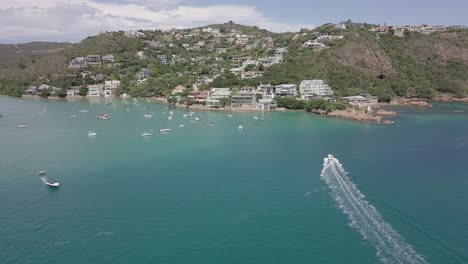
[[14, 94, 468, 125]]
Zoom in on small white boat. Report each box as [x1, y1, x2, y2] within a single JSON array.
[[183, 114, 188, 118], [88, 131, 97, 136], [238, 125, 244, 130], [41, 177, 59, 187], [79, 109, 88, 113], [141, 132, 152, 137], [159, 128, 172, 133], [144, 114, 152, 118], [253, 116, 259, 120], [98, 114, 111, 120], [17, 124, 29, 128], [168, 116, 173, 121], [126, 108, 131, 111], [36, 170, 46, 175], [69, 115, 77, 118], [326, 154, 334, 164], [169, 111, 174, 115], [193, 117, 201, 121], [179, 124, 184, 128], [227, 114, 233, 117]]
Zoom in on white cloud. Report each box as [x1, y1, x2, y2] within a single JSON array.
[[0, 0, 315, 43]]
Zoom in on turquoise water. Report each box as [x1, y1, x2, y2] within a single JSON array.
[[1, 96, 467, 264]]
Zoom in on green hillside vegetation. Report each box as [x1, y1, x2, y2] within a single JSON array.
[[0, 23, 467, 101]]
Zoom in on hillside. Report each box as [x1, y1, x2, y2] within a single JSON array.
[[0, 23, 467, 100]]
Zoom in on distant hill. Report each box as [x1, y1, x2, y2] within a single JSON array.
[[1, 23, 467, 99]]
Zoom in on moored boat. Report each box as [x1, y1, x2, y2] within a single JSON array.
[[88, 131, 97, 136], [141, 132, 152, 137], [17, 124, 29, 128], [98, 114, 111, 120], [144, 114, 152, 118], [159, 128, 172, 133]]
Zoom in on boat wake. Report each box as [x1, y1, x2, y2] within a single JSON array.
[[40, 177, 48, 184], [321, 155, 427, 264]]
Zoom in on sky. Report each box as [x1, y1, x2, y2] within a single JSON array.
[[0, 0, 467, 43]]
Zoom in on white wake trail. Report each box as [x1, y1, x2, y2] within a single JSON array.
[[321, 156, 427, 264]]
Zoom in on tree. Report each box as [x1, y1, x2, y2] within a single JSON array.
[[79, 86, 88, 97], [167, 96, 177, 105], [57, 89, 67, 98], [219, 97, 231, 107], [40, 89, 51, 98]]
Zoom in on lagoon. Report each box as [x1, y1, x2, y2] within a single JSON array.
[[1, 96, 468, 263]]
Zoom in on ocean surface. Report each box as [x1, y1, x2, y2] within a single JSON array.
[[1, 95, 467, 264]]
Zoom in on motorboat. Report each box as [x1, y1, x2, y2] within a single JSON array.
[[36, 170, 46, 175], [326, 154, 334, 164], [41, 177, 59, 187], [238, 125, 244, 130], [69, 115, 77, 118], [17, 124, 29, 128], [227, 114, 233, 117], [88, 131, 97, 136], [179, 124, 184, 128], [159, 128, 172, 133], [79, 109, 88, 113], [193, 117, 201, 121], [141, 132, 152, 137], [168, 116, 173, 121], [144, 114, 152, 118], [183, 114, 188, 117], [253, 116, 259, 120], [98, 114, 111, 120], [126, 108, 131, 111]]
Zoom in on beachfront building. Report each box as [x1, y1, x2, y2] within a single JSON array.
[[87, 84, 103, 97], [206, 88, 231, 107], [299, 80, 334, 99], [275, 84, 297, 97], [67, 88, 80, 96], [103, 80, 120, 97], [256, 98, 277, 111], [231, 86, 255, 106]]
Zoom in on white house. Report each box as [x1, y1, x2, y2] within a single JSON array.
[[275, 84, 297, 97], [87, 84, 103, 97], [316, 35, 344, 42], [303, 40, 327, 49], [67, 89, 80, 96], [256, 98, 277, 111], [103, 80, 120, 96], [299, 80, 334, 99]]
